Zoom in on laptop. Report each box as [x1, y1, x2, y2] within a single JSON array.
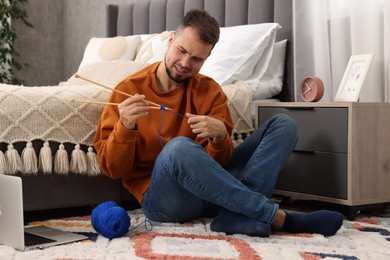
[[0, 174, 88, 251]]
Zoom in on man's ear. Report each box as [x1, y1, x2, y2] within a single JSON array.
[[167, 31, 175, 46]]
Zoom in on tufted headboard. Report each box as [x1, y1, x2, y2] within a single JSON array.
[[106, 0, 294, 102]]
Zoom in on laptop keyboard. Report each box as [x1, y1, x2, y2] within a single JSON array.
[[24, 232, 56, 247]]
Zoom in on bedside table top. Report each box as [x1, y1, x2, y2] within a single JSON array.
[[255, 101, 390, 109]]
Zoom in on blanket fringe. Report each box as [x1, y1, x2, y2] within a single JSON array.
[[87, 147, 101, 175], [231, 132, 251, 148], [5, 144, 23, 174], [70, 144, 87, 174], [0, 150, 7, 174], [0, 141, 102, 176], [54, 144, 70, 174], [22, 142, 38, 174], [39, 141, 53, 174], [235, 134, 245, 145]]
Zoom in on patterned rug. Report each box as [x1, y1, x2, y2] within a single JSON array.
[[1, 208, 390, 259]]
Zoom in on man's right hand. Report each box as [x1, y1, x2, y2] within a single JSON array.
[[118, 94, 150, 130]]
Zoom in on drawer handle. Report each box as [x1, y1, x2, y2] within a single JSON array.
[[294, 149, 315, 154], [285, 107, 314, 110], [384, 161, 389, 171]]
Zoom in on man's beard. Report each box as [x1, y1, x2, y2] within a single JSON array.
[[165, 60, 188, 84]]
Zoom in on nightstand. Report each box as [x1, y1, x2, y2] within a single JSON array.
[[256, 102, 390, 219]]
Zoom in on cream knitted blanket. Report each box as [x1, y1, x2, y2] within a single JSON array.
[[0, 83, 110, 176]]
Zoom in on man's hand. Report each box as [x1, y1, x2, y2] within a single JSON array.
[[186, 113, 227, 142], [118, 94, 150, 130]]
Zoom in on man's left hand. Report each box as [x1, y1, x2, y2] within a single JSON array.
[[186, 113, 227, 142]]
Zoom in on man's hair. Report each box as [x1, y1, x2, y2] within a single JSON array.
[[175, 9, 220, 47]]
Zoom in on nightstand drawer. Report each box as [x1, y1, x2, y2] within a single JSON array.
[[258, 107, 348, 153], [275, 151, 348, 199]]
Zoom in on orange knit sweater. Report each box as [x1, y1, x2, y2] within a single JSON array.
[[93, 62, 234, 203]]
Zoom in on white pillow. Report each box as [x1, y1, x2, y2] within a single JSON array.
[[135, 31, 173, 64], [200, 23, 280, 86], [78, 36, 141, 70], [247, 39, 287, 99]]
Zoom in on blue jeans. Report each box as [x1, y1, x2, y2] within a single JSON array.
[[141, 114, 298, 225]]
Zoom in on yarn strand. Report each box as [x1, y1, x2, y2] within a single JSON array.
[[157, 106, 188, 147], [129, 218, 153, 232], [158, 106, 165, 147]]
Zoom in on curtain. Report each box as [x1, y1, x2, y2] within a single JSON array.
[[294, 0, 390, 102]]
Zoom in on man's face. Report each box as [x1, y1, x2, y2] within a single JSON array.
[[164, 27, 213, 83]]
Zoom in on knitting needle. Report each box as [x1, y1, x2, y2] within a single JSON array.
[[70, 99, 161, 109], [74, 74, 171, 110]]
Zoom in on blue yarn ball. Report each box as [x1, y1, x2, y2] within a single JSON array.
[[91, 201, 131, 239]]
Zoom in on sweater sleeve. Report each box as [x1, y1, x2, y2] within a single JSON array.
[[92, 88, 137, 180]]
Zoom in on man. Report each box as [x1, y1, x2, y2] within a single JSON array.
[[93, 9, 343, 237]]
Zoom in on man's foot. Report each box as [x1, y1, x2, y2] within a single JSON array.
[[210, 209, 271, 237], [281, 210, 344, 236]]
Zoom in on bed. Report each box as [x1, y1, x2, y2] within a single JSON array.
[[0, 0, 294, 212]]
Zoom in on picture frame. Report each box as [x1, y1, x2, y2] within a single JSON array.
[[335, 53, 374, 102]]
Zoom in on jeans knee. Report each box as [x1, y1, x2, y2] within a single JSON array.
[[164, 136, 193, 151], [159, 137, 196, 161], [273, 114, 298, 141]]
